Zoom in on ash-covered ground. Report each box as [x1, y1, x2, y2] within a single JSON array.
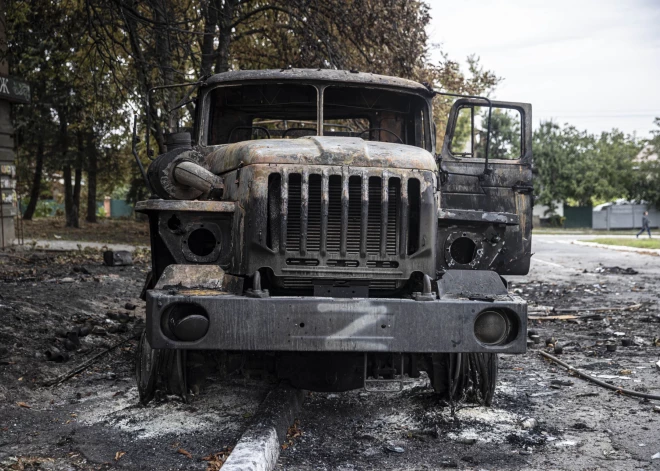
[[1, 235, 659, 470], [0, 249, 270, 471]]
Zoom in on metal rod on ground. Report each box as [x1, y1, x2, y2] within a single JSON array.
[[539, 351, 660, 401], [43, 331, 141, 387]]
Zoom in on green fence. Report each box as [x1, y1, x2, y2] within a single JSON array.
[[563, 205, 592, 228], [109, 199, 134, 218], [21, 199, 133, 219]]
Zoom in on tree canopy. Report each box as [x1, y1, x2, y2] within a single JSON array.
[[533, 121, 642, 209], [6, 0, 500, 225], [5, 0, 657, 226], [628, 118, 660, 208]]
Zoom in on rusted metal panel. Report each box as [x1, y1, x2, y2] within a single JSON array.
[[146, 291, 527, 353], [154, 264, 243, 293], [235, 164, 436, 284], [436, 98, 533, 276], [137, 71, 534, 364], [280, 170, 289, 255], [360, 174, 369, 258], [203, 69, 433, 96], [204, 137, 438, 175], [437, 209, 519, 225], [135, 200, 236, 212], [320, 170, 329, 257], [399, 178, 409, 257], [172, 160, 224, 198], [300, 169, 309, 256], [380, 173, 389, 257], [340, 169, 349, 257]]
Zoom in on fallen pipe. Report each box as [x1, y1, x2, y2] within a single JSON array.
[[539, 351, 660, 401], [173, 160, 224, 198]]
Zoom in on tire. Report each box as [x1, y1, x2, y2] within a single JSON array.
[[429, 353, 498, 406], [136, 331, 160, 405], [135, 332, 188, 404]]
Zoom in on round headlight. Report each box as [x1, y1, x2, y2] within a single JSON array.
[[474, 310, 510, 345]]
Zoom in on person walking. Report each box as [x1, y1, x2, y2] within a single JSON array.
[[637, 211, 652, 238]]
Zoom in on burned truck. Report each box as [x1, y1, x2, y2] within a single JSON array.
[[134, 69, 532, 405]]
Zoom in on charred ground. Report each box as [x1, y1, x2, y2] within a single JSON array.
[[1, 235, 659, 470]]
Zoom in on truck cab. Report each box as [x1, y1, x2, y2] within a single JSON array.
[[135, 69, 532, 405]]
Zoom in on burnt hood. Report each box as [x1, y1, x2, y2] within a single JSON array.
[[203, 136, 437, 174]]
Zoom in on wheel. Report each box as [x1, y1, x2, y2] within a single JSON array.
[[135, 332, 189, 404], [429, 353, 498, 406], [136, 331, 160, 405]]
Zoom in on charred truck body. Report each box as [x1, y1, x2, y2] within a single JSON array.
[[135, 69, 532, 405]]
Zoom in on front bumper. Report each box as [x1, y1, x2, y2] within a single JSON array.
[[145, 291, 527, 353]]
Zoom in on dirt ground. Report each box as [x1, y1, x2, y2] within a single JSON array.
[[19, 218, 150, 247], [1, 235, 659, 470]]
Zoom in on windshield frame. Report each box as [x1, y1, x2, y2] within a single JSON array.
[[197, 81, 434, 152]]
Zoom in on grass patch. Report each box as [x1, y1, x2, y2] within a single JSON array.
[[583, 237, 660, 249], [533, 228, 637, 235], [19, 217, 150, 246]]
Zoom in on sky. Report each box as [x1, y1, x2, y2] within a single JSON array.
[[426, 0, 660, 139]]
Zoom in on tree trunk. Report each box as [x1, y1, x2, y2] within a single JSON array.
[[57, 108, 78, 228], [23, 132, 44, 220], [86, 130, 97, 223], [121, 0, 167, 154], [72, 165, 81, 227], [63, 163, 74, 226], [153, 3, 176, 130], [70, 130, 83, 228], [215, 0, 237, 73], [199, 0, 218, 77]]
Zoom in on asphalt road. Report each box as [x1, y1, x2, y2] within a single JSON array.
[[518, 234, 659, 278]]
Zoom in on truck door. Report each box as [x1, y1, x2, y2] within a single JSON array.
[[436, 97, 533, 275]]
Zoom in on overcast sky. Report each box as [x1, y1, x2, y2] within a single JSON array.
[[426, 0, 660, 139]]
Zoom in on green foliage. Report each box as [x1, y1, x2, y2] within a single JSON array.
[[35, 200, 59, 218], [546, 214, 566, 227], [629, 118, 660, 208], [449, 106, 521, 159], [21, 198, 61, 218], [96, 206, 107, 219], [6, 0, 133, 227], [8, 0, 500, 212], [533, 121, 641, 207], [475, 108, 521, 160], [451, 108, 472, 154]]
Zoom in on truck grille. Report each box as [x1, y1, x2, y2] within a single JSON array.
[[267, 171, 421, 258]]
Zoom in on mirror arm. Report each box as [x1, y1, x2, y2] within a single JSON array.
[[433, 90, 493, 176], [131, 114, 153, 195], [146, 80, 207, 160]]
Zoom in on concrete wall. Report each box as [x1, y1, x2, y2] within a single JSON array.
[[533, 202, 564, 218]]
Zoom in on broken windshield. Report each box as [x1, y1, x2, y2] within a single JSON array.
[[205, 83, 431, 151]]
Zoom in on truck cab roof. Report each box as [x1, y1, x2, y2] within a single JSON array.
[[203, 68, 434, 97]]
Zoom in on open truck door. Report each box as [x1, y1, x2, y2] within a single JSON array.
[[435, 96, 533, 275]]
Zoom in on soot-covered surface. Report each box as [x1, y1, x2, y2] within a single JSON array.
[[1, 235, 659, 470]]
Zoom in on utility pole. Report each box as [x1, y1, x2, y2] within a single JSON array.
[[0, 0, 30, 248]]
